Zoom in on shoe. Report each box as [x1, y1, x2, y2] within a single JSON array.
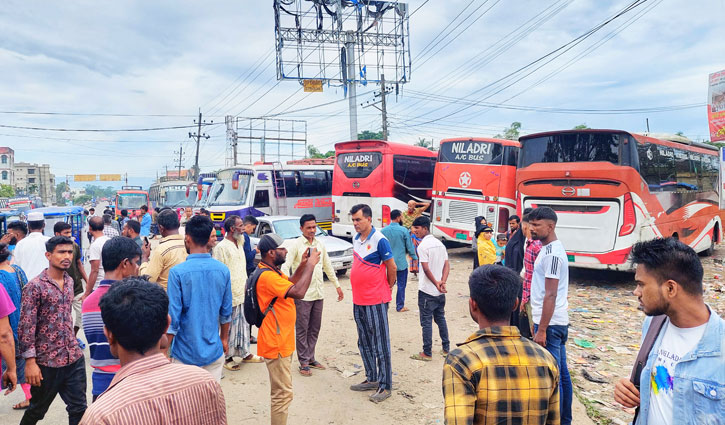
[[440, 349, 449, 357], [410, 352, 432, 361], [242, 355, 263, 363], [397, 307, 409, 312], [350, 380, 379, 391], [369, 388, 391, 403]]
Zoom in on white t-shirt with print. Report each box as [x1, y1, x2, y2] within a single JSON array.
[[417, 234, 448, 297], [531, 239, 569, 326], [647, 319, 706, 425], [88, 235, 110, 290]]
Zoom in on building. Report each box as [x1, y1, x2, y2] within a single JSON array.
[[15, 162, 55, 205], [0, 147, 14, 186]]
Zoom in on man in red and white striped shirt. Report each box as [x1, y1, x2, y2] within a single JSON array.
[[80, 278, 226, 425]]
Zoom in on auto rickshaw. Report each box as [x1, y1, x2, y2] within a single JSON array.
[[32, 206, 86, 254]]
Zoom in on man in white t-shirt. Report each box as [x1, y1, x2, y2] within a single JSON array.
[[82, 216, 109, 300], [528, 206, 572, 425], [614, 237, 724, 425], [410, 216, 450, 362], [12, 211, 50, 281]]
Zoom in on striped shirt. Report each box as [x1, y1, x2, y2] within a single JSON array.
[[82, 279, 120, 395], [79, 353, 227, 425], [522, 239, 542, 307], [351, 227, 393, 306]]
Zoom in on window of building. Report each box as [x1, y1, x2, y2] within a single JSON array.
[[29, 178, 36, 184], [1, 155, 6, 164], [28, 169, 35, 174], [1, 171, 6, 180]]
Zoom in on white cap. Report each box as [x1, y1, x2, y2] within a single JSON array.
[[26, 211, 44, 222]]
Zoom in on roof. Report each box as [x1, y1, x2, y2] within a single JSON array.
[[31, 206, 84, 217], [0, 147, 13, 154], [439, 137, 520, 147], [334, 140, 438, 157]]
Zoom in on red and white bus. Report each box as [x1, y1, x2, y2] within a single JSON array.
[[332, 140, 437, 238], [430, 137, 519, 242], [516, 129, 724, 271]]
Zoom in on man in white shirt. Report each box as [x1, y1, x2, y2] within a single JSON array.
[[82, 216, 110, 300], [409, 216, 450, 362], [12, 211, 50, 280], [528, 206, 572, 425]]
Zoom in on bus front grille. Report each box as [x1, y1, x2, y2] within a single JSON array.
[[448, 201, 479, 224]]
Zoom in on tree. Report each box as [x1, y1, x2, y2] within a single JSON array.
[[0, 184, 14, 198], [308, 145, 335, 159], [494, 122, 522, 141], [73, 194, 92, 205], [56, 182, 70, 202], [675, 131, 685, 136], [573, 124, 590, 129], [357, 130, 384, 140], [415, 138, 437, 151], [27, 184, 38, 195]]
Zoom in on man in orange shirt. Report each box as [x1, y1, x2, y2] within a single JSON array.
[[255, 234, 320, 425]]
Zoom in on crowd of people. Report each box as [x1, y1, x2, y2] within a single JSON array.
[[0, 201, 722, 425]]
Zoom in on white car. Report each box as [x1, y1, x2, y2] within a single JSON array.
[[250, 216, 353, 275]]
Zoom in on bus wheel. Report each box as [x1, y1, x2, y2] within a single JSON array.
[[703, 226, 718, 256]]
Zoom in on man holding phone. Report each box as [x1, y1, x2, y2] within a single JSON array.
[[281, 214, 343, 377]]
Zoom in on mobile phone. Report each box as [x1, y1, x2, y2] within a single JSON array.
[[144, 237, 149, 245], [307, 247, 312, 256]]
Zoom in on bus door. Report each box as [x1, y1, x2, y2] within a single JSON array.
[[251, 175, 273, 216]]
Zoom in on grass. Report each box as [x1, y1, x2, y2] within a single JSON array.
[[572, 376, 614, 425]]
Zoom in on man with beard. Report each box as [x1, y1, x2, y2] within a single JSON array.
[[614, 238, 724, 425], [166, 215, 232, 383], [255, 233, 319, 425], [18, 236, 87, 424], [213, 215, 262, 371]]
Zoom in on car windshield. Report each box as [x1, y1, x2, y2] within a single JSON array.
[[272, 219, 326, 239], [208, 174, 251, 206], [118, 194, 147, 209]]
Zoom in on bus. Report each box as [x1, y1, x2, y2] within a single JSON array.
[[430, 137, 519, 243], [205, 159, 334, 239], [115, 186, 149, 218], [149, 179, 196, 210], [332, 140, 437, 238], [516, 129, 724, 271], [190, 172, 218, 213]]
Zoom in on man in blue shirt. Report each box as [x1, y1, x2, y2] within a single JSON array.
[[381, 210, 417, 312], [139, 205, 152, 237], [242, 215, 259, 277], [614, 238, 724, 425], [167, 215, 232, 383]]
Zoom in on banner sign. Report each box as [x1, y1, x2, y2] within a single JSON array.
[[708, 70, 725, 142], [303, 79, 323, 93], [99, 174, 122, 181], [73, 174, 96, 182]]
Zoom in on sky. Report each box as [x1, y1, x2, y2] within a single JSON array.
[[1, 0, 723, 189]]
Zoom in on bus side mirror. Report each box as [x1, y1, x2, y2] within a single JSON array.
[[232, 171, 240, 190]]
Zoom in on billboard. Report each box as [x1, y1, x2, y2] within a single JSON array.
[[99, 174, 122, 181], [73, 174, 96, 182], [708, 69, 725, 142]]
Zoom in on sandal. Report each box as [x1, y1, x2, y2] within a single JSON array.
[[13, 400, 30, 410], [299, 366, 312, 377], [223, 361, 241, 371], [242, 355, 263, 363], [309, 361, 326, 370], [410, 353, 432, 362]]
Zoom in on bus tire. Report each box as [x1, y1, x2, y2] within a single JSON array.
[[336, 269, 348, 276], [703, 225, 718, 256]]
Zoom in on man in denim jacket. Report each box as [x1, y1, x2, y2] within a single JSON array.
[[614, 237, 724, 424]]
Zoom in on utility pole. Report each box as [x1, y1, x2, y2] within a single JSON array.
[[380, 74, 388, 140], [188, 109, 211, 179], [173, 144, 185, 178], [345, 33, 358, 141]]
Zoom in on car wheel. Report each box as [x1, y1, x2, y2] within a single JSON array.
[[336, 269, 348, 276]]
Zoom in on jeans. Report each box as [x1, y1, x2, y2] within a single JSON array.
[[20, 357, 87, 425], [395, 269, 408, 311], [418, 291, 450, 357], [534, 324, 572, 425]]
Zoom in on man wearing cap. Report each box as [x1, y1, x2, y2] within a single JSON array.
[[13, 211, 50, 281], [255, 232, 320, 425]]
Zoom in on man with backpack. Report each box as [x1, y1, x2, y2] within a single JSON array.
[[247, 233, 319, 425]]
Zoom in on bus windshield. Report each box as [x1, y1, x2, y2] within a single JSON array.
[[439, 140, 503, 164], [519, 132, 627, 168], [118, 194, 147, 209], [208, 174, 252, 206], [337, 152, 383, 178], [165, 189, 192, 207]]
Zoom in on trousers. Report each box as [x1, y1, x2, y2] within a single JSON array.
[[418, 291, 450, 356], [353, 303, 392, 390], [535, 324, 573, 425], [395, 269, 408, 311], [264, 354, 293, 425], [295, 299, 324, 367], [20, 357, 87, 425]]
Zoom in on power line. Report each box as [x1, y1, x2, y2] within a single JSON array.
[[0, 123, 220, 132]]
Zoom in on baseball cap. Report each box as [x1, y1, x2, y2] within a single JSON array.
[[27, 211, 44, 222], [258, 234, 284, 252]]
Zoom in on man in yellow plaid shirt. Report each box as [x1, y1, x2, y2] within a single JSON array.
[[443, 265, 560, 425]]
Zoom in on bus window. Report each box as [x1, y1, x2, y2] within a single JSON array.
[[702, 155, 719, 191], [674, 149, 698, 190], [254, 190, 270, 208], [439, 140, 503, 164], [299, 170, 329, 196], [520, 132, 626, 167], [393, 156, 436, 189], [336, 152, 383, 178], [275, 171, 300, 197], [637, 143, 677, 192]]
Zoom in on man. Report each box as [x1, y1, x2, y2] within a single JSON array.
[[86, 208, 95, 244], [18, 236, 87, 425], [255, 233, 320, 424], [528, 206, 572, 425], [79, 278, 227, 424], [504, 207, 531, 275], [81, 237, 140, 400], [281, 214, 343, 376], [520, 214, 542, 338], [614, 238, 725, 425], [167, 215, 232, 382], [82, 216, 109, 300], [12, 211, 50, 281], [53, 222, 89, 338], [348, 204, 396, 403], [2, 220, 28, 252], [180, 206, 193, 227], [380, 209, 417, 312], [122, 219, 143, 252], [102, 213, 120, 238], [402, 200, 429, 276], [243, 215, 259, 277], [443, 265, 559, 425], [410, 216, 450, 362], [139, 205, 151, 237], [506, 215, 520, 239], [212, 215, 262, 370], [199, 208, 210, 216], [118, 209, 130, 230], [140, 209, 188, 290]]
